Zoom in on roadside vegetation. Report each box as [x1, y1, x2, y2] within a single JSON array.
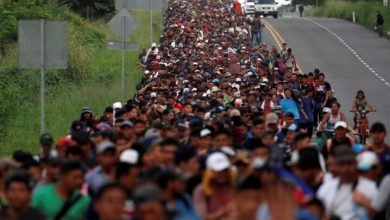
[[307, 0, 389, 31], [0, 0, 162, 155]]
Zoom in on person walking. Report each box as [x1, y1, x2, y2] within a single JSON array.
[[376, 10, 384, 38], [233, 0, 242, 17], [298, 5, 304, 17], [249, 15, 265, 46]]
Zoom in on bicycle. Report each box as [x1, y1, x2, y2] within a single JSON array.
[[350, 110, 376, 144]]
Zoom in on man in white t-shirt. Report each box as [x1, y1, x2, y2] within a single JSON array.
[[317, 145, 378, 220]]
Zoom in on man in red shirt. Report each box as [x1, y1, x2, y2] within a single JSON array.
[[233, 0, 242, 16]]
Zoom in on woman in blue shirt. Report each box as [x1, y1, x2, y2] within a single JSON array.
[[280, 89, 300, 123]]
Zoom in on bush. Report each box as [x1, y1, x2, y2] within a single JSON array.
[[308, 0, 390, 32]]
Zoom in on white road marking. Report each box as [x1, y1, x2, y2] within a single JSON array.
[[304, 18, 388, 87]]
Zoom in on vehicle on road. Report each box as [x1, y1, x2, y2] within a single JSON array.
[[242, 0, 256, 15], [255, 0, 279, 18]]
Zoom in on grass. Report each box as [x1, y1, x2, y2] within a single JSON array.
[[0, 9, 162, 155], [307, 0, 390, 32]]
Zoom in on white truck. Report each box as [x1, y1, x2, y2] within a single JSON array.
[[242, 0, 256, 15], [254, 0, 279, 18]]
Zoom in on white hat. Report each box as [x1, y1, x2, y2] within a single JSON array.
[[335, 121, 347, 129], [150, 92, 157, 98], [151, 42, 157, 47], [357, 151, 379, 171], [211, 86, 220, 93], [235, 77, 242, 82], [113, 102, 122, 109], [144, 128, 161, 138], [206, 152, 230, 172], [200, 128, 212, 137], [144, 70, 150, 74], [120, 149, 139, 164]]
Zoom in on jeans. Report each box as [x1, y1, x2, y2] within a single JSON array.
[[313, 108, 323, 127], [251, 31, 262, 46]]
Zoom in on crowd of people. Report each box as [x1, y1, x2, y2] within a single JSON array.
[[1, 0, 390, 220]]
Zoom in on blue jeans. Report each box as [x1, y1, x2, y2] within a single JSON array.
[[251, 31, 262, 46]]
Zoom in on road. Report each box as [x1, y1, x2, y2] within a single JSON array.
[[262, 16, 390, 141]]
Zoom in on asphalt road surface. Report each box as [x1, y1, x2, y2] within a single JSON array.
[[262, 16, 390, 141]]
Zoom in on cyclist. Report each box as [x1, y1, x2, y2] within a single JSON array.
[[318, 102, 347, 143], [351, 90, 375, 128]]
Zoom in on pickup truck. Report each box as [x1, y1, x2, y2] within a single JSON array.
[[254, 0, 279, 18]]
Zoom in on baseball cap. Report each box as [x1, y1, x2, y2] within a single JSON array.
[[96, 122, 112, 132], [371, 122, 386, 133], [40, 133, 53, 145], [334, 121, 347, 129], [265, 113, 279, 126], [81, 106, 92, 114], [120, 120, 134, 128], [287, 124, 298, 132], [96, 141, 115, 155], [334, 145, 356, 163], [212, 78, 220, 84], [206, 152, 230, 172], [357, 151, 379, 171], [211, 86, 220, 93], [200, 128, 212, 137], [236, 77, 242, 82], [56, 137, 77, 149], [119, 149, 139, 164], [113, 102, 122, 110]]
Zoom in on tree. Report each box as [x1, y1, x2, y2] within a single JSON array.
[[58, 0, 115, 19]]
